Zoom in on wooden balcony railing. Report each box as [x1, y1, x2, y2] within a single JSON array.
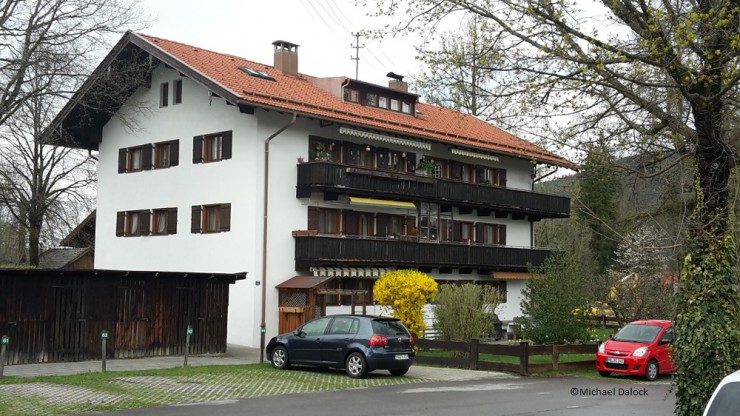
[[296, 162, 570, 219], [294, 234, 553, 271]]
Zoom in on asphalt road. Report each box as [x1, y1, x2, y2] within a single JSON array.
[[100, 376, 675, 416]]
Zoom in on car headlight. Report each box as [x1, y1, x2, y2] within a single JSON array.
[[598, 343, 605, 353], [633, 346, 648, 357]]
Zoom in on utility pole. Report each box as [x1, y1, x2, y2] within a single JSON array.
[[351, 32, 365, 80]]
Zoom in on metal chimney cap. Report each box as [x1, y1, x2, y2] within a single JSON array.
[[386, 72, 404, 81]]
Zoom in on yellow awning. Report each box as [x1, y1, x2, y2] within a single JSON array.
[[349, 197, 416, 209]]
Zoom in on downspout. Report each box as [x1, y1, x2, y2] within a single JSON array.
[[530, 166, 559, 247], [260, 112, 298, 363]]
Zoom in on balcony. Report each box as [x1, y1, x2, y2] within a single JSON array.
[[294, 235, 554, 271], [296, 162, 570, 219]]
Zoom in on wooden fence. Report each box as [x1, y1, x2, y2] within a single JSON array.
[[0, 269, 244, 365], [415, 338, 598, 376]]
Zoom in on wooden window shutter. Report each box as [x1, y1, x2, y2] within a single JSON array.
[[142, 144, 154, 170], [498, 225, 507, 245], [220, 204, 231, 232], [167, 208, 178, 234], [139, 210, 151, 235], [450, 161, 462, 180], [343, 211, 358, 236], [116, 211, 126, 236], [118, 149, 128, 173], [221, 131, 233, 160], [404, 216, 416, 235], [498, 169, 507, 187], [453, 221, 462, 241], [375, 214, 388, 237], [169, 140, 179, 166], [191, 205, 202, 233], [192, 136, 204, 163], [307, 207, 319, 230], [475, 223, 484, 244]]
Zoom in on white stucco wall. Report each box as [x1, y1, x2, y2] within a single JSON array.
[[94, 65, 541, 347]]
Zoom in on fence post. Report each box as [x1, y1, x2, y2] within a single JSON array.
[[469, 338, 479, 370], [552, 344, 559, 371], [519, 341, 529, 376], [0, 335, 9, 377], [184, 325, 193, 367], [101, 330, 109, 372]]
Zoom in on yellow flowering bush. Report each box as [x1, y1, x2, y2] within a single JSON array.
[[373, 269, 438, 338]]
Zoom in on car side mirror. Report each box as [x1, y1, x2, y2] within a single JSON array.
[[293, 329, 303, 337], [660, 338, 671, 345]]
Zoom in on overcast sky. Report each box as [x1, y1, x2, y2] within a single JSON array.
[[139, 0, 434, 87]]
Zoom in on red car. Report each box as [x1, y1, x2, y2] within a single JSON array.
[[595, 319, 675, 381]]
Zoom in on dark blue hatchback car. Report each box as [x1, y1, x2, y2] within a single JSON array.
[[266, 315, 415, 378]]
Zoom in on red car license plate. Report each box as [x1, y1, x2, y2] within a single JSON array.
[[606, 357, 624, 364]]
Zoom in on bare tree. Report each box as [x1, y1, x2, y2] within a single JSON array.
[[368, 1, 740, 413], [0, 73, 97, 266], [414, 15, 508, 121], [0, 0, 147, 265], [0, 0, 145, 125]]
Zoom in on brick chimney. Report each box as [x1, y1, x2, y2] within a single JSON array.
[[273, 40, 299, 76], [387, 72, 408, 92]]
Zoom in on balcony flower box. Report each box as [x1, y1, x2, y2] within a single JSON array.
[[292, 229, 319, 237]]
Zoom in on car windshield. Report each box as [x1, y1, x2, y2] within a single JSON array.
[[706, 381, 740, 416], [612, 324, 663, 343]]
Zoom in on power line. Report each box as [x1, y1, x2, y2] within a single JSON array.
[[316, 0, 353, 33]]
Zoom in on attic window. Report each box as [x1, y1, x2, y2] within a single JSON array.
[[239, 66, 276, 81]]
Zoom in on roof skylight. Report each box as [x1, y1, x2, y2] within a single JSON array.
[[239, 66, 276, 82]]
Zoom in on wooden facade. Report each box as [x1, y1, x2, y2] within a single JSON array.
[[0, 269, 244, 365]]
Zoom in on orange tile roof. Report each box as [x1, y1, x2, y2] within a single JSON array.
[[140, 33, 573, 168]]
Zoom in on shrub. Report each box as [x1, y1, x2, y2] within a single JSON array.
[[434, 283, 502, 342], [373, 269, 438, 339], [520, 251, 591, 344]]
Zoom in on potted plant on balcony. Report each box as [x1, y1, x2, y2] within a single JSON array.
[[417, 158, 436, 177]]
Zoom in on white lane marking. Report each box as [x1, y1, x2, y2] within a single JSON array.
[[400, 384, 526, 394], [172, 400, 239, 406]]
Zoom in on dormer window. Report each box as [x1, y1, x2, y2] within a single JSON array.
[[341, 80, 418, 115], [343, 88, 360, 103]]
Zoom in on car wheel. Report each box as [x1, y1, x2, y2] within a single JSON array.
[[645, 359, 659, 381], [271, 346, 290, 370], [346, 352, 368, 378], [389, 368, 409, 376], [598, 371, 611, 377]]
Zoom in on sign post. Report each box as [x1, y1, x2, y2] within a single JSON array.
[[184, 326, 193, 367], [101, 330, 109, 372], [0, 335, 9, 377]]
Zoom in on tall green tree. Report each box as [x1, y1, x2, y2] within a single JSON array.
[[574, 146, 622, 272], [368, 1, 740, 412]]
